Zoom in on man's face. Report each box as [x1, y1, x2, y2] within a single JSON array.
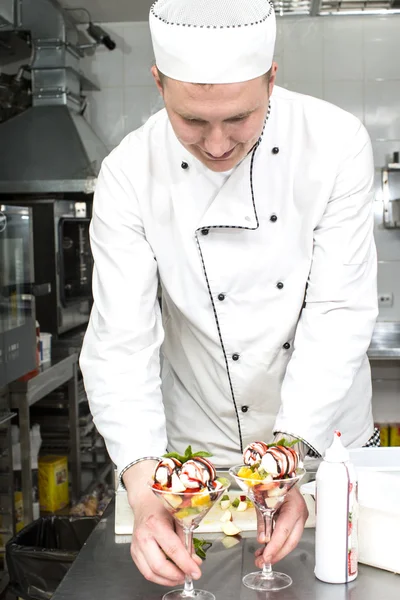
[[152, 65, 277, 172]]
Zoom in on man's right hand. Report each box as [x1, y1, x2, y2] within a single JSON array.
[[123, 461, 202, 587]]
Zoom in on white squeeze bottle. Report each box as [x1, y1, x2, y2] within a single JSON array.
[[315, 430, 358, 584]]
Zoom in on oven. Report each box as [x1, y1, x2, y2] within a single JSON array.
[[5, 198, 93, 336], [0, 204, 36, 386]]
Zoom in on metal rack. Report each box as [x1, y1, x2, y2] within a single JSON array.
[[8, 354, 81, 524]]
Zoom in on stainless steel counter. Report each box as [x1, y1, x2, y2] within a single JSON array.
[[52, 503, 399, 600], [368, 322, 400, 360]]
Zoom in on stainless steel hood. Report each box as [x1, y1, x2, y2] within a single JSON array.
[[0, 0, 108, 195], [0, 104, 106, 194]]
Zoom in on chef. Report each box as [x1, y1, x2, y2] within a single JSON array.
[[80, 0, 379, 588]]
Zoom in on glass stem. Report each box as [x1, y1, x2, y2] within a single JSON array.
[[261, 510, 274, 580], [182, 527, 195, 597]]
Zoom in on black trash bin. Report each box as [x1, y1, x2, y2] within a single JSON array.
[[6, 516, 99, 600]]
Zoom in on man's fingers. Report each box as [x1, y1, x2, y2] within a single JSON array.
[[145, 515, 202, 579], [256, 488, 308, 565], [192, 554, 203, 566], [269, 518, 306, 565], [131, 544, 185, 587]]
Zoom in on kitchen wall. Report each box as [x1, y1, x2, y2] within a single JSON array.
[[82, 16, 400, 323]]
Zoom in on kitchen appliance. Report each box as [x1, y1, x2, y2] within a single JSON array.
[[0, 0, 107, 336], [5, 199, 93, 336], [0, 205, 36, 386], [0, 0, 108, 195]]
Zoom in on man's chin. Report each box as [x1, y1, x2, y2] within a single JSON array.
[[195, 150, 245, 172]]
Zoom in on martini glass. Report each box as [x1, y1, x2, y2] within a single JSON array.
[[150, 480, 230, 600], [229, 465, 305, 592]]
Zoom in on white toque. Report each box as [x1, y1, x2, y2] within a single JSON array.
[[149, 0, 276, 84]]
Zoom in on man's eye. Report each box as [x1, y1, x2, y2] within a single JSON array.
[[229, 116, 247, 123]]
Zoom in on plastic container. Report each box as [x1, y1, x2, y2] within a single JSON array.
[[39, 332, 52, 364], [6, 516, 99, 600], [314, 431, 358, 584], [38, 455, 69, 512]]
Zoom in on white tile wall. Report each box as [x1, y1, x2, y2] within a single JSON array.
[[323, 17, 364, 82]]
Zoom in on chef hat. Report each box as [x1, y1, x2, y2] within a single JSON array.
[[149, 0, 276, 84]]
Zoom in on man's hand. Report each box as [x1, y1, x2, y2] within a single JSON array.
[[123, 461, 202, 587], [255, 486, 308, 567]]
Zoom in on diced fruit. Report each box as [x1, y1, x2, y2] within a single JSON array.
[[240, 496, 246, 502], [237, 466, 263, 485], [220, 500, 231, 510], [222, 536, 241, 549], [221, 521, 241, 536], [170, 473, 186, 493], [191, 493, 211, 508], [267, 485, 285, 497], [175, 507, 200, 519], [217, 477, 230, 487], [237, 466, 253, 478], [167, 495, 183, 509], [265, 497, 281, 509], [231, 498, 240, 508], [221, 495, 230, 502], [220, 510, 232, 523], [236, 501, 248, 512]]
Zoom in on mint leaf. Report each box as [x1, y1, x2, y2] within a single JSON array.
[[193, 538, 212, 560], [163, 451, 186, 462], [286, 438, 301, 447], [192, 451, 213, 458], [273, 438, 286, 447], [185, 445, 193, 459]]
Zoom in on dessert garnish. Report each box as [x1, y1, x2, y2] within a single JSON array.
[[153, 445, 226, 493], [238, 438, 302, 482]]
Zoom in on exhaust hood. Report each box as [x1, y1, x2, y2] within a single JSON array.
[[0, 0, 108, 195]]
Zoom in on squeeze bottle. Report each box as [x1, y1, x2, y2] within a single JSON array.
[[315, 430, 358, 583]]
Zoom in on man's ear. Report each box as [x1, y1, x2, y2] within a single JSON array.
[[152, 65, 164, 96]]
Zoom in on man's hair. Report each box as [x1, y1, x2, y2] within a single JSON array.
[[157, 67, 272, 88]]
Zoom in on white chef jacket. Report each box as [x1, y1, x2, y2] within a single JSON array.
[[80, 86, 378, 476]]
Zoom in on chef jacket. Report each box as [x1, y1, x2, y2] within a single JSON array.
[[80, 85, 378, 477]]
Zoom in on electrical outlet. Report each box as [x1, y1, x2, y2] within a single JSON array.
[[378, 293, 393, 307]]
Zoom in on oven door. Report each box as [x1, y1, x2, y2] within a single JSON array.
[[58, 217, 93, 306], [0, 205, 36, 386]]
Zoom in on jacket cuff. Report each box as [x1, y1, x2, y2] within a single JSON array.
[[119, 456, 161, 490]]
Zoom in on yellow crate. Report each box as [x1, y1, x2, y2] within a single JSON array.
[[375, 423, 390, 447], [38, 456, 69, 512], [389, 424, 400, 447]]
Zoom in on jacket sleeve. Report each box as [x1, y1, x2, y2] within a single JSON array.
[[80, 146, 167, 476], [274, 122, 378, 455]]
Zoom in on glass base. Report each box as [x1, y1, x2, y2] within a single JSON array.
[[242, 570, 293, 592], [163, 589, 215, 600]]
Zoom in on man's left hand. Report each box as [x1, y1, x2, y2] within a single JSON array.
[[255, 486, 308, 567]]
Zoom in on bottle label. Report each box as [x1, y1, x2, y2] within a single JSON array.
[[347, 481, 358, 577]]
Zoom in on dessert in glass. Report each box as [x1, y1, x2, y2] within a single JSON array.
[[150, 447, 230, 600], [230, 440, 305, 591]]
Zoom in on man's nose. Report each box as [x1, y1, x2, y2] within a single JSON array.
[[203, 127, 231, 158]]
